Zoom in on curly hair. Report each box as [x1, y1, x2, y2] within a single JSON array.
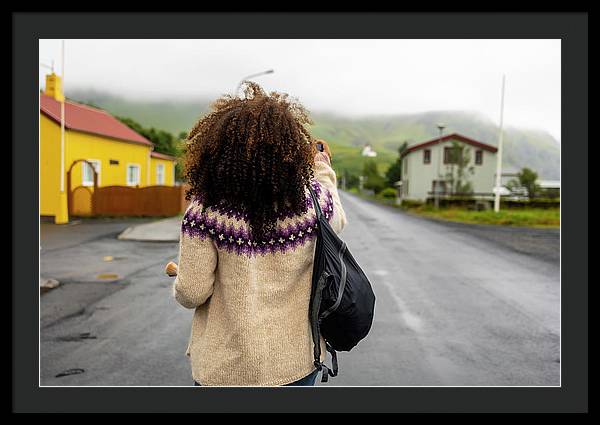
[[184, 81, 316, 242]]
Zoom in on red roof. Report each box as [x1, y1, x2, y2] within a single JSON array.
[[403, 133, 498, 156], [151, 151, 177, 161], [40, 93, 154, 147]]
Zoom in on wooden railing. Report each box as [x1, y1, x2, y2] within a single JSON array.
[[92, 185, 186, 217]]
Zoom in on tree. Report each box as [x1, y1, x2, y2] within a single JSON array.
[[385, 141, 409, 187], [340, 169, 359, 190], [117, 116, 178, 156], [511, 167, 540, 199], [117, 116, 184, 181], [362, 159, 386, 194], [173, 132, 189, 182], [444, 141, 474, 194]]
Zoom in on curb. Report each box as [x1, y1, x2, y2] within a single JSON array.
[[117, 228, 180, 242], [117, 217, 181, 242]]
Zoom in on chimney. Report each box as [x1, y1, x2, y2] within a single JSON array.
[[44, 73, 65, 102]]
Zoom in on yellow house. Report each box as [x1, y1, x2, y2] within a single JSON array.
[[40, 73, 177, 223]]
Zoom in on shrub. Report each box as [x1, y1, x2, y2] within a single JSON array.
[[379, 187, 398, 200], [400, 199, 424, 209], [503, 198, 560, 209], [363, 159, 387, 194]]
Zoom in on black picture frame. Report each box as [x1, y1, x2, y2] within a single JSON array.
[[13, 11, 587, 413]]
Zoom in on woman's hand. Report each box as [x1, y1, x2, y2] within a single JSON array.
[[165, 261, 178, 277], [314, 139, 332, 162]]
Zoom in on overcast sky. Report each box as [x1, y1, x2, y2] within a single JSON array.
[[39, 39, 561, 141]]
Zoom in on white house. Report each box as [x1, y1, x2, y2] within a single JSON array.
[[362, 144, 377, 157], [399, 133, 498, 201]]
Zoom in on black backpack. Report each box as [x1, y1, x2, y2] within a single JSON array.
[[308, 185, 376, 383]]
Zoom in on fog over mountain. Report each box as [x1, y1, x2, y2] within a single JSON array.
[[41, 39, 561, 142], [67, 89, 560, 180]]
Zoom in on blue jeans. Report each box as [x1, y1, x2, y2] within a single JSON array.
[[284, 369, 319, 386], [194, 369, 319, 387]]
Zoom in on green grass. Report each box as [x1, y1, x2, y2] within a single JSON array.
[[404, 205, 560, 228], [346, 190, 560, 228], [329, 143, 396, 178]]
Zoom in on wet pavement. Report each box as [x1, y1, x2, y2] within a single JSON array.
[[40, 193, 560, 386]]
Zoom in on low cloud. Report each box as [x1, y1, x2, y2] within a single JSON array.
[[39, 39, 561, 140]]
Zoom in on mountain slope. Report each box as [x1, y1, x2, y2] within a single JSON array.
[[68, 89, 211, 136], [68, 90, 560, 179], [310, 111, 561, 179]]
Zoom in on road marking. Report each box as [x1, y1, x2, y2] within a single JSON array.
[[378, 278, 424, 333], [401, 310, 423, 332]]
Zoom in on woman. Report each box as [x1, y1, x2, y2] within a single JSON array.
[[169, 82, 347, 386]]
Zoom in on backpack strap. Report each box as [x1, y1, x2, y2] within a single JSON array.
[[320, 364, 330, 383], [317, 358, 337, 383], [308, 184, 323, 219], [308, 183, 339, 383], [326, 342, 338, 377], [311, 272, 329, 367]]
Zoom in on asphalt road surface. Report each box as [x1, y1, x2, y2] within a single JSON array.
[[40, 192, 560, 386]]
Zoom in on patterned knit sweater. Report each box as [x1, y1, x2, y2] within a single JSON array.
[[172, 154, 347, 386]]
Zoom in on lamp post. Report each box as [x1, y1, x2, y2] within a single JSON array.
[[235, 69, 274, 97], [494, 75, 506, 213], [434, 123, 445, 209]]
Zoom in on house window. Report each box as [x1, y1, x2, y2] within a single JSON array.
[[443, 147, 454, 164], [404, 180, 409, 195], [126, 164, 141, 186], [156, 164, 165, 185], [475, 150, 483, 165], [423, 149, 431, 164], [82, 160, 100, 186]]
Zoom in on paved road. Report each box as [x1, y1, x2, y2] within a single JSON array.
[[40, 193, 560, 386]]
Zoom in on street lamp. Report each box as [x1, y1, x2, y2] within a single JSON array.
[[434, 123, 445, 209], [235, 69, 274, 97]]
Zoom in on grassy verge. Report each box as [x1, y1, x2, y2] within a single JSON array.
[[345, 189, 560, 228], [404, 205, 560, 228]]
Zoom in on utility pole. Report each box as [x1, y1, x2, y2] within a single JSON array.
[[494, 75, 506, 213], [60, 40, 65, 193], [56, 40, 69, 224], [434, 123, 445, 209]]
